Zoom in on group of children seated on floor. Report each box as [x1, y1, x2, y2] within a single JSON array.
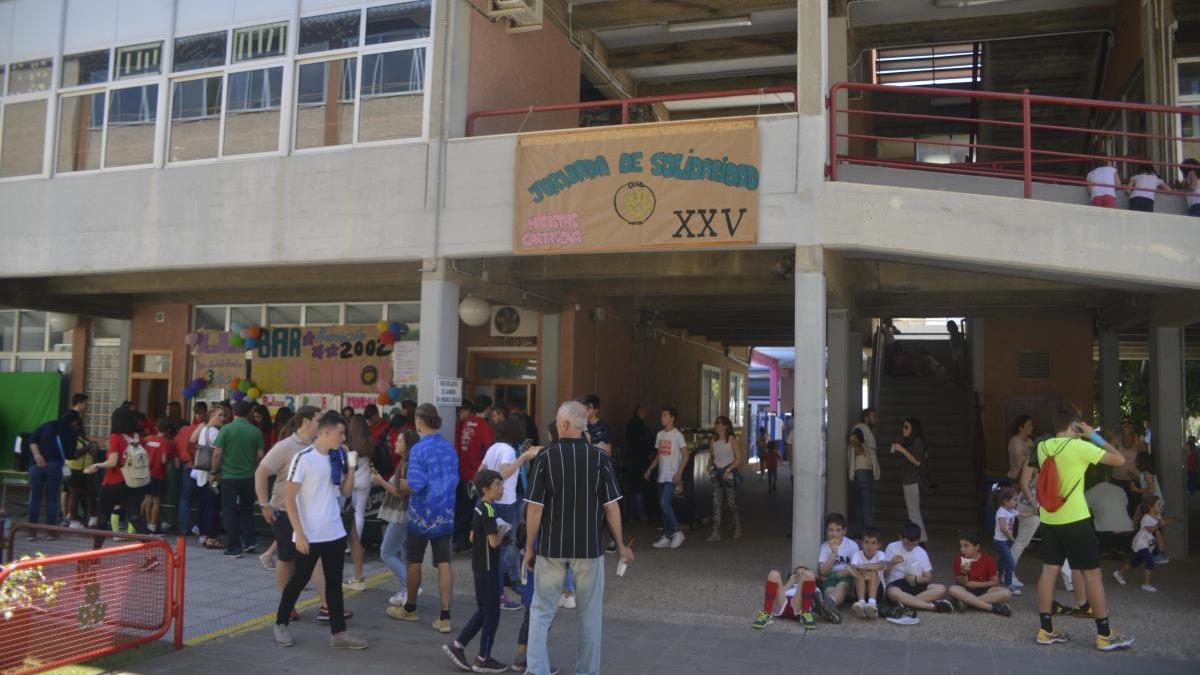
[[753, 514, 1012, 630]]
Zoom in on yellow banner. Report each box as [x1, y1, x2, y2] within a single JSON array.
[[513, 118, 759, 254]]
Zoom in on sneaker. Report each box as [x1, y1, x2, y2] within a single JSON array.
[[343, 576, 367, 591], [1051, 600, 1073, 616], [1153, 553, 1169, 565], [851, 600, 867, 620], [317, 607, 354, 623], [224, 549, 243, 558], [932, 599, 954, 614], [706, 532, 721, 542], [473, 656, 508, 673], [1037, 628, 1069, 645], [432, 618, 452, 633], [864, 602, 879, 619], [329, 632, 368, 650], [812, 588, 842, 624], [500, 595, 522, 611], [1096, 632, 1134, 651], [443, 642, 471, 671], [886, 610, 920, 626], [798, 612, 816, 630], [1140, 584, 1158, 593], [991, 603, 1012, 617], [1070, 603, 1095, 618], [387, 605, 418, 621], [1112, 570, 1126, 586], [949, 597, 967, 613], [242, 544, 258, 555], [669, 531, 685, 549], [389, 590, 408, 607], [559, 594, 576, 609], [651, 535, 671, 549], [259, 551, 276, 571], [509, 662, 558, 675], [1011, 576, 1024, 588], [273, 623, 294, 647], [1009, 586, 1022, 596], [752, 610, 773, 629]]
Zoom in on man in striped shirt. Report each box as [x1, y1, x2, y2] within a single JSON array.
[[523, 401, 633, 675]]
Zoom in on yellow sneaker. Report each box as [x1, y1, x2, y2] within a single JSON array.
[[432, 618, 452, 633], [1096, 632, 1134, 651], [386, 605, 418, 621], [1037, 628, 1068, 645]]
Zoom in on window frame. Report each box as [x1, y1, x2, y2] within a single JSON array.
[[1173, 56, 1200, 169], [0, 57, 55, 182], [3, 310, 74, 374], [194, 301, 418, 330], [728, 370, 746, 429]]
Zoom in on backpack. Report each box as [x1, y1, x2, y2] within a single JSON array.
[[1035, 439, 1081, 513], [371, 435, 395, 477], [121, 434, 151, 488]]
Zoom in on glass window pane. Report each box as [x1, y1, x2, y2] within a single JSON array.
[[295, 57, 356, 149], [48, 314, 73, 351], [61, 50, 110, 87], [366, 2, 431, 44], [57, 92, 105, 173], [174, 31, 228, 72], [268, 305, 302, 325], [169, 76, 223, 161], [304, 304, 340, 325], [359, 49, 424, 142], [300, 10, 361, 54], [1179, 61, 1200, 98], [1, 99, 48, 177], [8, 59, 52, 94], [18, 311, 46, 351], [232, 22, 288, 62], [106, 84, 158, 167], [115, 42, 163, 79], [46, 359, 71, 374], [345, 304, 383, 324], [386, 303, 419, 323], [0, 311, 14, 352], [0, 65, 5, 97], [194, 306, 227, 330], [224, 66, 282, 155], [0, 358, 11, 372], [17, 358, 42, 372], [230, 306, 263, 329]]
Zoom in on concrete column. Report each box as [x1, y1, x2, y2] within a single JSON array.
[[967, 318, 985, 397], [797, 0, 829, 190], [827, 15, 849, 155], [418, 268, 460, 442], [1149, 326, 1187, 554], [1099, 331, 1121, 431], [847, 331, 864, 422], [792, 246, 826, 568], [538, 314, 560, 438], [826, 310, 849, 519]]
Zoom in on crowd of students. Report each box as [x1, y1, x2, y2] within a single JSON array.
[[1085, 157, 1200, 215]]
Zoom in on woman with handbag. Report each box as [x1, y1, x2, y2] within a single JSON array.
[[374, 428, 419, 608], [890, 418, 927, 543], [188, 406, 225, 548]]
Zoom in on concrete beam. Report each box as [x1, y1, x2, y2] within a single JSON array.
[[0, 288, 133, 319], [824, 249, 856, 315], [607, 32, 797, 69], [569, 0, 796, 32]]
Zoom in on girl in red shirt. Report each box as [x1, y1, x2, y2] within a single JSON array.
[[84, 407, 150, 534]]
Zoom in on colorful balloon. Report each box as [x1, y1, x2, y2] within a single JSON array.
[[245, 337, 258, 349], [393, 323, 409, 336], [387, 387, 402, 402], [230, 377, 241, 390], [379, 331, 396, 345], [232, 391, 246, 401], [230, 333, 244, 347], [238, 380, 252, 393], [246, 387, 261, 400], [376, 320, 390, 333], [182, 387, 194, 399], [184, 333, 199, 346], [248, 326, 262, 338], [191, 378, 206, 390], [376, 393, 390, 405]]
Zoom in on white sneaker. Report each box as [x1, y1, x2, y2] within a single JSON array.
[[651, 535, 671, 549], [1112, 570, 1126, 586], [389, 590, 407, 607], [1141, 584, 1158, 593], [851, 600, 867, 620], [559, 594, 576, 609], [669, 531, 685, 549], [1011, 577, 1024, 588], [1009, 586, 1022, 596], [343, 577, 367, 591]]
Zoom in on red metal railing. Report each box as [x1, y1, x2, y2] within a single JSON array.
[[827, 81, 1199, 200], [466, 86, 797, 136], [1, 524, 186, 674]]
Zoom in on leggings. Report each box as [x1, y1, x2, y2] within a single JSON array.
[[98, 483, 149, 534], [457, 566, 501, 659], [710, 467, 740, 535], [277, 537, 347, 633], [902, 482, 926, 542]]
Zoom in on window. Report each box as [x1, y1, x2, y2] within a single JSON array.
[[18, 310, 47, 351], [700, 364, 722, 428], [61, 50, 110, 87], [386, 303, 420, 323], [359, 48, 425, 142], [1, 99, 48, 177], [7, 59, 52, 94], [366, 1, 432, 44], [115, 42, 163, 79], [345, 303, 383, 324], [194, 306, 227, 330], [169, 76, 223, 161], [105, 84, 158, 167], [174, 31, 228, 72], [267, 305, 302, 325], [295, 57, 357, 149], [230, 305, 264, 329], [728, 371, 746, 428], [233, 22, 288, 62], [224, 66, 283, 156], [300, 10, 361, 54], [57, 92, 106, 173], [1176, 60, 1200, 167], [0, 310, 14, 352], [304, 304, 341, 325], [1179, 60, 1200, 98], [874, 43, 982, 87]]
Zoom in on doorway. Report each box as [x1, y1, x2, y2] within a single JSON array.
[[469, 350, 537, 421], [128, 350, 172, 418]]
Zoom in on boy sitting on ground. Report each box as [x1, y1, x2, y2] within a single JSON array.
[[883, 522, 952, 624], [947, 528, 1013, 616], [812, 512, 859, 624], [849, 527, 887, 619], [752, 565, 818, 630]]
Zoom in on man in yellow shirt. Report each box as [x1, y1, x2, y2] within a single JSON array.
[[1022, 410, 1132, 651]]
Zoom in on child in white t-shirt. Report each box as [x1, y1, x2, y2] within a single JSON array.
[[883, 522, 950, 624], [992, 487, 1018, 593], [849, 527, 887, 619], [1126, 164, 1168, 212], [1085, 160, 1120, 208], [1113, 495, 1172, 592], [645, 407, 688, 550], [813, 513, 860, 624]]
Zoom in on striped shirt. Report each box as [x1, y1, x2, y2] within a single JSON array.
[[526, 437, 621, 559]]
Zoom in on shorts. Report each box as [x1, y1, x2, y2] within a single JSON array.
[[821, 572, 850, 591], [146, 478, 166, 498], [66, 469, 88, 489], [1039, 519, 1100, 570], [272, 511, 299, 563], [775, 597, 799, 620], [406, 531, 452, 565], [888, 579, 929, 596], [967, 587, 988, 597], [1129, 547, 1156, 570], [1090, 195, 1116, 208]]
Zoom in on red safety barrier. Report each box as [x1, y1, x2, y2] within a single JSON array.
[[466, 86, 797, 136], [827, 81, 1200, 199], [0, 524, 185, 674]]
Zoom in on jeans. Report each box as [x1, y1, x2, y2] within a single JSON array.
[[457, 566, 502, 659], [854, 469, 875, 531], [493, 502, 519, 586], [528, 556, 604, 675], [195, 479, 219, 538], [657, 482, 679, 536], [902, 482, 926, 542], [277, 537, 347, 633], [994, 539, 1015, 586], [27, 462, 63, 525], [177, 462, 195, 534], [380, 520, 409, 585], [220, 477, 257, 553]]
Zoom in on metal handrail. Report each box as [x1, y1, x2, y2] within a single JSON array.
[[827, 81, 1200, 199], [466, 86, 798, 136]]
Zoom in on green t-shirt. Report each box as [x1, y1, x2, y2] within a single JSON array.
[[1036, 437, 1105, 525], [213, 418, 264, 480]]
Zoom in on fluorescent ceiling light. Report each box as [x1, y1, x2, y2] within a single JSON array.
[[666, 16, 752, 33]]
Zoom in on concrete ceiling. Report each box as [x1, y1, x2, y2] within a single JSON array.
[[847, 0, 1114, 28]]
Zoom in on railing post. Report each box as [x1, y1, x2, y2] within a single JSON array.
[[620, 101, 629, 125], [174, 537, 186, 650], [1022, 89, 1032, 198]]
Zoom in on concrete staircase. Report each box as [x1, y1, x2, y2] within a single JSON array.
[[870, 364, 979, 537]]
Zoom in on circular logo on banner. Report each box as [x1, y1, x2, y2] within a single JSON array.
[[361, 365, 378, 386], [613, 181, 655, 225]]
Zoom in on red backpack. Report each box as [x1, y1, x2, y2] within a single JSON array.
[[1036, 439, 1081, 513]]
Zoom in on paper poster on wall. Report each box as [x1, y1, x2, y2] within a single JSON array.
[[251, 325, 419, 394], [391, 341, 420, 385], [192, 331, 246, 388], [298, 393, 340, 411], [259, 393, 297, 414], [342, 393, 379, 412], [196, 388, 227, 404]]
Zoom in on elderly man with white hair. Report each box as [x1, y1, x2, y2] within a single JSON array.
[[522, 400, 634, 675]]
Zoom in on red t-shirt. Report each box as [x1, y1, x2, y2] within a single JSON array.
[[369, 418, 390, 444], [175, 423, 198, 463], [102, 433, 133, 486], [458, 416, 493, 481], [954, 552, 998, 584], [144, 436, 169, 480], [763, 449, 779, 470]]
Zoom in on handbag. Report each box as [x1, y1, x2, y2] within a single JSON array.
[[192, 428, 214, 471], [918, 463, 937, 497]]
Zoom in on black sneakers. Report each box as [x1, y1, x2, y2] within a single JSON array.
[[812, 588, 842, 624], [932, 599, 955, 613], [472, 657, 508, 673], [443, 642, 470, 671], [991, 603, 1012, 617]]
